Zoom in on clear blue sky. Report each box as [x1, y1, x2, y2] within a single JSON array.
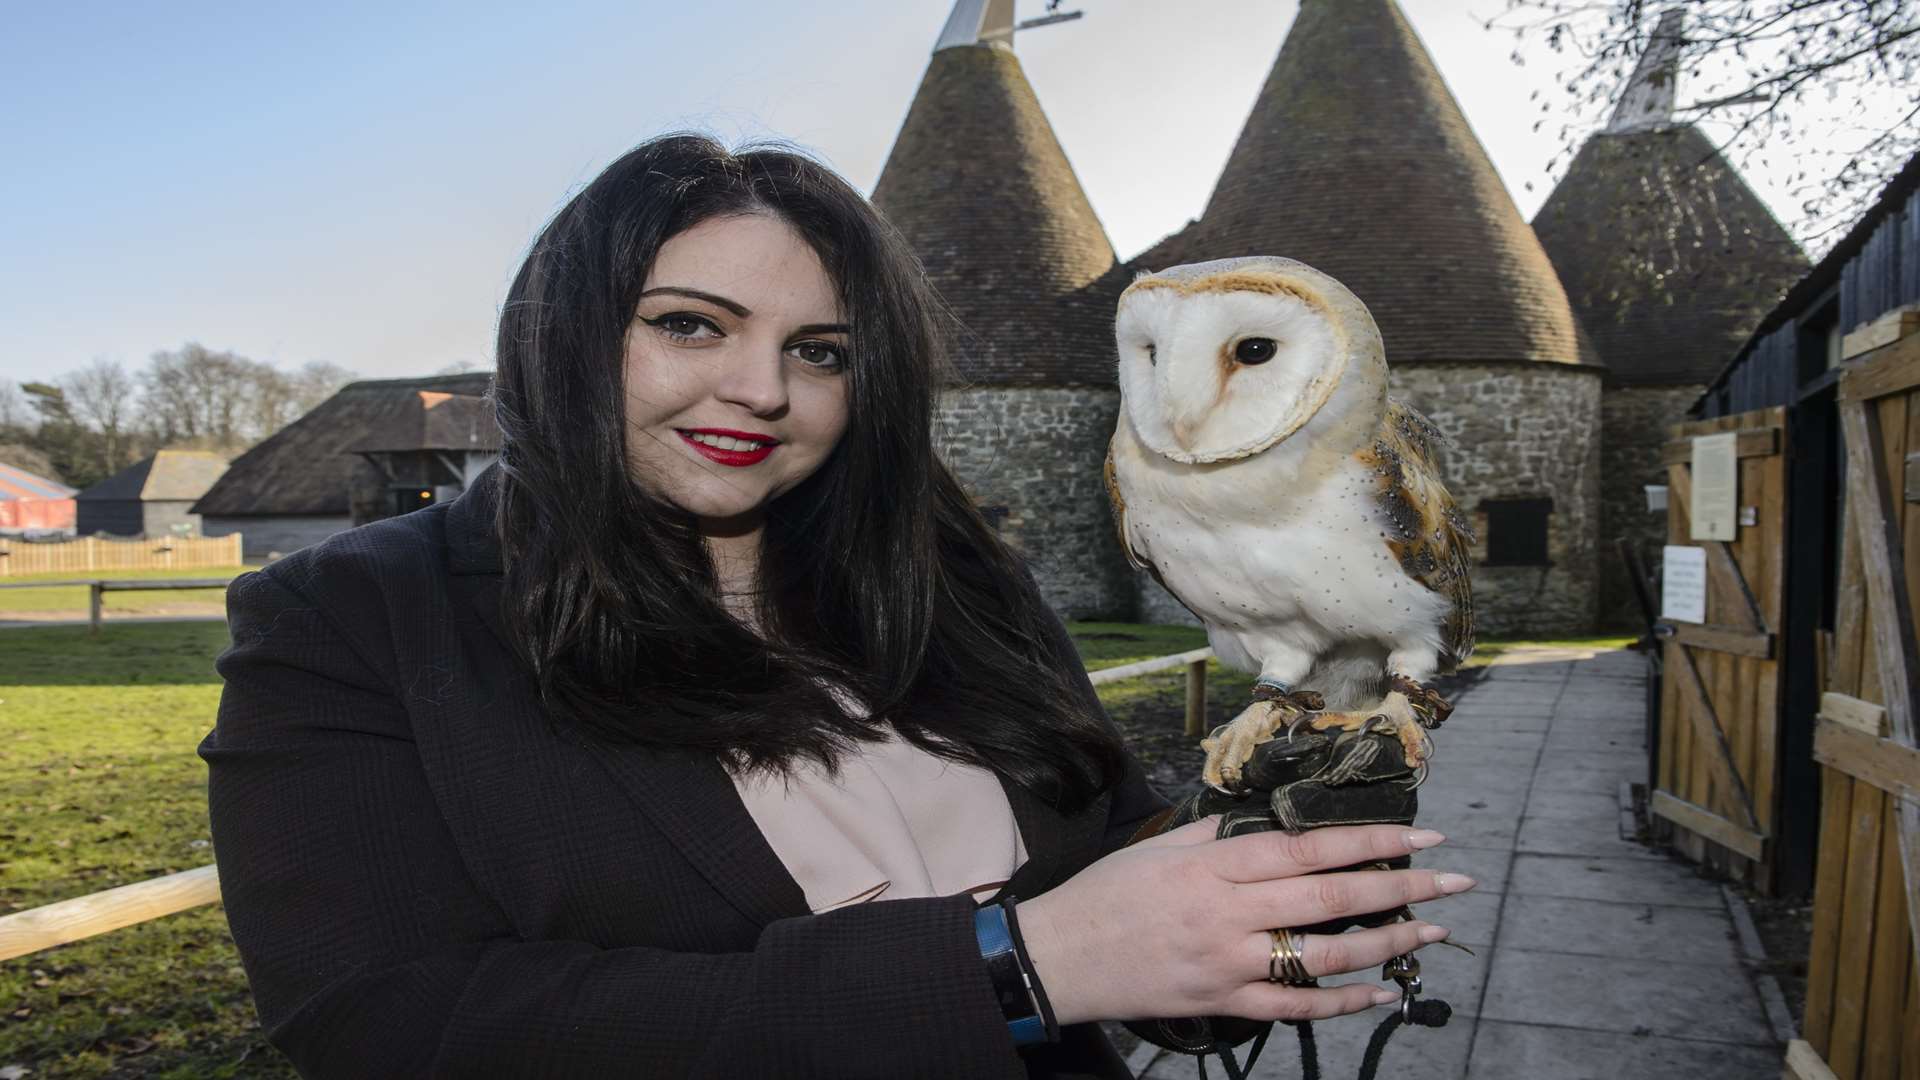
[[0, 1, 1824, 388]]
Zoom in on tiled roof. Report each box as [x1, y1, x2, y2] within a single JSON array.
[[192, 373, 494, 517], [0, 461, 76, 501], [1533, 125, 1807, 386], [77, 449, 230, 502], [872, 44, 1120, 387], [1164, 0, 1593, 367]]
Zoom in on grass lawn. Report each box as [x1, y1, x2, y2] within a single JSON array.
[[0, 570, 248, 618], [0, 619, 1638, 1077], [0, 623, 286, 1079]]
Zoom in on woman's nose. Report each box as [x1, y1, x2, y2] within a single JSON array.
[[713, 342, 789, 416]]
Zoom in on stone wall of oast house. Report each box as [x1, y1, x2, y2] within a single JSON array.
[[1388, 363, 1603, 638], [1598, 383, 1700, 629], [936, 386, 1134, 620]]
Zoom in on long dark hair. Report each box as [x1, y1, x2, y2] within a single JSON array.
[[491, 133, 1127, 814]]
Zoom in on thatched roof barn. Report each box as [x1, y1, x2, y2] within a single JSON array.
[[75, 449, 229, 537], [193, 372, 494, 558]]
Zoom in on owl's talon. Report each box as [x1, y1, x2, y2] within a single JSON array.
[[1388, 673, 1454, 730], [1400, 760, 1430, 789]]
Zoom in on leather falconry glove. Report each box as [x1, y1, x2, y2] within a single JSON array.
[[1123, 728, 1419, 1056]]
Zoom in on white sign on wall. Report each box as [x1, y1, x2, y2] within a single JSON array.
[[1690, 432, 1739, 541], [1662, 545, 1708, 624]]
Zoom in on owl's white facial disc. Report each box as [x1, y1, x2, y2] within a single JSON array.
[[1116, 282, 1344, 464]]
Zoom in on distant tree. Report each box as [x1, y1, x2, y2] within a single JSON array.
[[63, 357, 138, 477], [0, 379, 28, 434], [0, 442, 58, 480], [18, 381, 107, 487], [140, 343, 255, 450], [141, 346, 356, 449], [1496, 0, 1920, 245], [287, 360, 356, 418]]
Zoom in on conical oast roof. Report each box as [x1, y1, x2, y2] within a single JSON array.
[[1166, 0, 1591, 367], [1533, 128, 1806, 387], [873, 43, 1119, 386]]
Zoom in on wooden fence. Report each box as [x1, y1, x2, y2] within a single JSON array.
[[1796, 317, 1920, 1080], [0, 534, 242, 576], [1653, 406, 1787, 888]]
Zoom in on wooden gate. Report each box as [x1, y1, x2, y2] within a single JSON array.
[[1654, 406, 1787, 887], [1798, 319, 1920, 1080]]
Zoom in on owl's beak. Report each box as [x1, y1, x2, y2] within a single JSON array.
[[1170, 415, 1200, 449]]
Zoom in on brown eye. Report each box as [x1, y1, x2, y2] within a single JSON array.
[[1234, 337, 1277, 365]]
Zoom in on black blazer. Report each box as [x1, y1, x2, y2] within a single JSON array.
[[201, 466, 1170, 1078]]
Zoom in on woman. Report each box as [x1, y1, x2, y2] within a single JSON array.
[[200, 134, 1470, 1078]]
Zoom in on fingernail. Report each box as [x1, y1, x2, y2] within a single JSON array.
[[1435, 873, 1478, 894], [1406, 829, 1445, 850], [1372, 989, 1399, 1006], [1417, 924, 1451, 944]]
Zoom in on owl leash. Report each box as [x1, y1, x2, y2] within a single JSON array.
[[1194, 932, 1454, 1080]]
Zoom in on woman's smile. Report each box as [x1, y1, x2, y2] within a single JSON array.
[[676, 427, 781, 466]]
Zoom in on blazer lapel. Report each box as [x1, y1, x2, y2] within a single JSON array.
[[444, 468, 1104, 926]]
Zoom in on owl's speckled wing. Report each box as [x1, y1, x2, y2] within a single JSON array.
[[1357, 399, 1475, 670]]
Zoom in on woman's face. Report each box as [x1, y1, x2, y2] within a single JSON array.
[[622, 213, 852, 532]]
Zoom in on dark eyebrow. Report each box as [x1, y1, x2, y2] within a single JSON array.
[[793, 323, 850, 335], [637, 286, 750, 317]]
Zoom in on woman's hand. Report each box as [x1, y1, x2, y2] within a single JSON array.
[[1015, 817, 1473, 1026]]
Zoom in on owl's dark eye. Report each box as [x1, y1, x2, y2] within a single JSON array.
[[1145, 343, 1157, 366], [1234, 338, 1277, 365]]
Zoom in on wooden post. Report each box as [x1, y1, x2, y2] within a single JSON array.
[[1838, 384, 1920, 957], [85, 536, 96, 571], [1184, 660, 1208, 737], [88, 582, 102, 635]]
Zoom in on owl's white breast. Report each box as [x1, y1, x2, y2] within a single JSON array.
[[1111, 414, 1448, 709]]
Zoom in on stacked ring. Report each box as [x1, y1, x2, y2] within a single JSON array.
[[1267, 928, 1314, 986]]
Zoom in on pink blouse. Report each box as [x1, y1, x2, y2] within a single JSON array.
[[731, 724, 1030, 913]]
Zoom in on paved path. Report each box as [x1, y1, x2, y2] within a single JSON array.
[[1139, 645, 1783, 1080]]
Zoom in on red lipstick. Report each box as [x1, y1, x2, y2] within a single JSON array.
[[676, 428, 778, 467]]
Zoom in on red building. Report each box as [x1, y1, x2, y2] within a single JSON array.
[[0, 461, 78, 532]]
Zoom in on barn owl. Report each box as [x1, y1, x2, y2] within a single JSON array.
[[1104, 256, 1474, 792]]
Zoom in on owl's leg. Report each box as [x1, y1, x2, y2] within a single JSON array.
[[1247, 646, 1323, 712], [1202, 650, 1323, 791], [1250, 678, 1325, 714]]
